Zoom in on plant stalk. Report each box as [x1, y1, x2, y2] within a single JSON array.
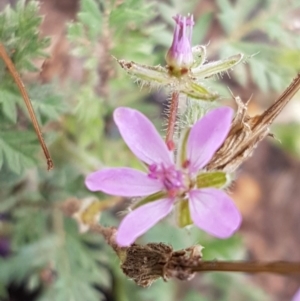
[[0, 43, 53, 170], [192, 260, 300, 274]]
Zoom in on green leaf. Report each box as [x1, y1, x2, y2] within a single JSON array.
[[217, 0, 237, 34], [0, 0, 49, 74], [30, 86, 66, 122], [69, 0, 102, 43], [68, 22, 84, 41], [192, 12, 213, 44], [0, 88, 21, 123], [0, 236, 59, 284], [221, 42, 292, 92], [248, 59, 269, 92], [217, 0, 260, 35], [0, 130, 38, 174], [38, 220, 109, 301]]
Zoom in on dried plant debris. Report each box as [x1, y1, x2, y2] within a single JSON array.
[[207, 73, 300, 172], [120, 243, 203, 287]]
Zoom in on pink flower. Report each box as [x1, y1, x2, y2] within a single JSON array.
[[165, 14, 194, 71], [85, 107, 241, 246]]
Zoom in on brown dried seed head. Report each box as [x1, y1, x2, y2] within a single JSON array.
[[207, 74, 300, 172], [120, 243, 203, 287]]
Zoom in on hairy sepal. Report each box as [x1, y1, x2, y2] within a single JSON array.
[[176, 199, 193, 227], [192, 54, 244, 78], [117, 58, 172, 85], [196, 171, 230, 189], [192, 45, 207, 69], [131, 191, 168, 209]]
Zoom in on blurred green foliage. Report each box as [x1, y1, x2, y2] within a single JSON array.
[[0, 0, 299, 300]]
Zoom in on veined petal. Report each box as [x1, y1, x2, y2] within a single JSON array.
[[189, 188, 241, 238], [85, 167, 164, 197], [187, 107, 233, 173], [116, 198, 174, 246], [114, 107, 173, 166]]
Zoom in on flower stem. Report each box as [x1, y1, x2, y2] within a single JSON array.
[[165, 91, 179, 150], [0, 43, 53, 170], [192, 260, 300, 274]]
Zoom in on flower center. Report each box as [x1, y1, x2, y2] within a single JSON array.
[[148, 164, 185, 197]]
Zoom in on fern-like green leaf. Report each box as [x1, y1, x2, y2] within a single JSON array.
[[0, 130, 38, 174], [0, 0, 49, 73]]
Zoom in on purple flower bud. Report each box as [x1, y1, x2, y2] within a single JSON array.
[[166, 14, 194, 73]]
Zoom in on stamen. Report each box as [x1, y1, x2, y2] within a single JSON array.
[[147, 164, 184, 194]]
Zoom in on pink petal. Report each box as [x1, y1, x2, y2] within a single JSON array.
[[114, 107, 173, 166], [188, 188, 241, 238], [116, 198, 174, 246], [187, 107, 233, 173], [85, 168, 164, 197], [292, 289, 300, 301]]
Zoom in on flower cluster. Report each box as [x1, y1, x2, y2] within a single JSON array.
[[86, 107, 241, 246]]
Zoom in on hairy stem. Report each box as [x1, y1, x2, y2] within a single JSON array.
[[0, 43, 53, 170], [165, 91, 179, 150], [90, 224, 120, 254]]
